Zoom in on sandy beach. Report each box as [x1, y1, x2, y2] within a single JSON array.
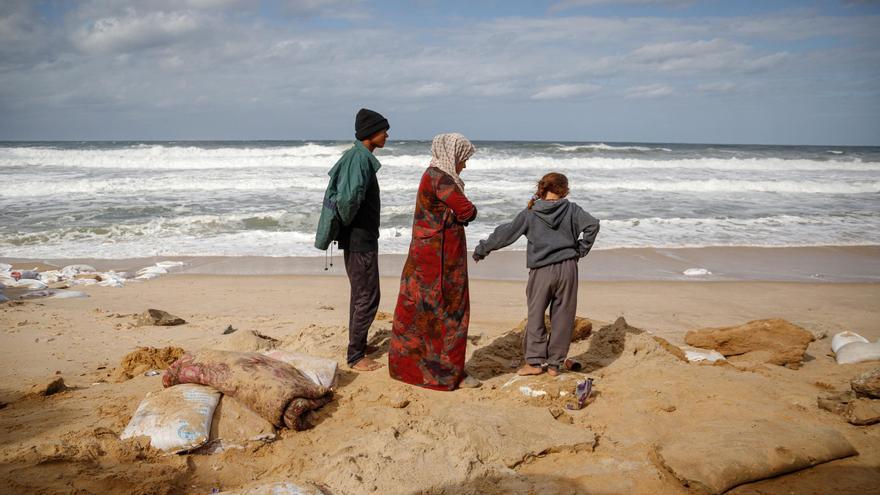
[[1, 253, 879, 494]]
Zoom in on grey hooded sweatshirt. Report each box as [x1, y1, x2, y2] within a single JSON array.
[[473, 199, 600, 269]]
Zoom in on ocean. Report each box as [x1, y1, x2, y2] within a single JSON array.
[[1, 141, 879, 259]]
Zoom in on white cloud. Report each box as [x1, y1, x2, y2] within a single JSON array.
[[625, 84, 674, 99], [72, 10, 205, 55], [627, 38, 787, 74], [1, 3, 878, 142], [531, 83, 601, 100]]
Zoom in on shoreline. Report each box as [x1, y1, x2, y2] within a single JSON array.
[[3, 245, 880, 282]]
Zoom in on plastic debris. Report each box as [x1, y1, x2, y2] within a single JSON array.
[[566, 378, 594, 410]]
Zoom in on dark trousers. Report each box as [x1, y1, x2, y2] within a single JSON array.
[[524, 258, 578, 368], [344, 250, 380, 366]]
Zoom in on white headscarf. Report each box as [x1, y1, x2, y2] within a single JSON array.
[[429, 132, 475, 190]]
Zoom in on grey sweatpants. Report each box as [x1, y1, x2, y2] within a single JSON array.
[[524, 258, 578, 368], [344, 250, 380, 366]]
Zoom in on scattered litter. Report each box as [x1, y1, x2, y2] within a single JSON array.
[[835, 341, 880, 365], [155, 261, 185, 269], [683, 268, 712, 276], [518, 385, 547, 398], [121, 384, 220, 453], [60, 264, 97, 278], [13, 270, 40, 280], [563, 358, 583, 371], [12, 279, 48, 290], [0, 261, 183, 299], [223, 325, 238, 335], [683, 348, 727, 363], [144, 370, 162, 376], [501, 376, 524, 389], [831, 331, 869, 354], [215, 482, 327, 495], [49, 290, 89, 299], [565, 378, 593, 410]]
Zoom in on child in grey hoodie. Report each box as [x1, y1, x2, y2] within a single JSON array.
[[473, 172, 599, 376]]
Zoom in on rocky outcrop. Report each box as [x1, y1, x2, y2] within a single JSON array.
[[136, 309, 186, 326], [852, 368, 880, 399]]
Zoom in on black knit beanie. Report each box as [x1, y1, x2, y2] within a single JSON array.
[[355, 108, 390, 141]]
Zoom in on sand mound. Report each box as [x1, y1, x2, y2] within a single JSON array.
[[29, 376, 68, 397], [468, 317, 681, 380], [685, 318, 814, 369], [212, 329, 279, 352], [1, 428, 187, 495], [466, 316, 595, 380], [112, 346, 185, 382], [279, 324, 349, 358]]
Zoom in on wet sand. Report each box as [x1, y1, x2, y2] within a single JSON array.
[[5, 245, 880, 282]]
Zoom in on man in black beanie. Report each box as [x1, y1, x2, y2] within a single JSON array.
[[315, 108, 389, 371]]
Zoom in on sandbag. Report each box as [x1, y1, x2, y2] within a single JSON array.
[[164, 350, 334, 430], [120, 384, 220, 453], [655, 419, 857, 494], [262, 349, 338, 388], [836, 341, 880, 365], [14, 279, 48, 289], [832, 331, 869, 353]]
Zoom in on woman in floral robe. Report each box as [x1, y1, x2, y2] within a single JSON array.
[[389, 133, 480, 391]]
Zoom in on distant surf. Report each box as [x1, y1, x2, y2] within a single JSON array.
[[1, 140, 878, 258]]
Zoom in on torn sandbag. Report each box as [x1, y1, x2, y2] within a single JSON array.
[[163, 350, 333, 431]]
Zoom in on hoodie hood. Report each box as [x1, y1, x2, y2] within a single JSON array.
[[531, 198, 571, 229]]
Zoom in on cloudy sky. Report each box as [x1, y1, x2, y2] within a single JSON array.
[[1, 0, 879, 144]]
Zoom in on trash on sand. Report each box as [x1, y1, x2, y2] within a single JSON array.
[[565, 378, 593, 410], [518, 385, 547, 398], [831, 331, 869, 354], [835, 341, 880, 365], [684, 348, 727, 363], [215, 482, 327, 495]]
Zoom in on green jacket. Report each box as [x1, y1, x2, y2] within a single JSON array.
[[314, 141, 382, 250]]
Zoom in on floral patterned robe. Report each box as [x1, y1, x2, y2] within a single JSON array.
[[389, 167, 477, 390]]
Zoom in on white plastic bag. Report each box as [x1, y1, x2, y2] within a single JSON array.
[[831, 331, 869, 354], [217, 482, 326, 495], [262, 350, 338, 389], [121, 384, 220, 453], [836, 341, 880, 365], [60, 264, 96, 278], [14, 279, 48, 290], [684, 348, 727, 363]]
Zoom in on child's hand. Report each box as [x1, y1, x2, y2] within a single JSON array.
[[472, 251, 485, 263]]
